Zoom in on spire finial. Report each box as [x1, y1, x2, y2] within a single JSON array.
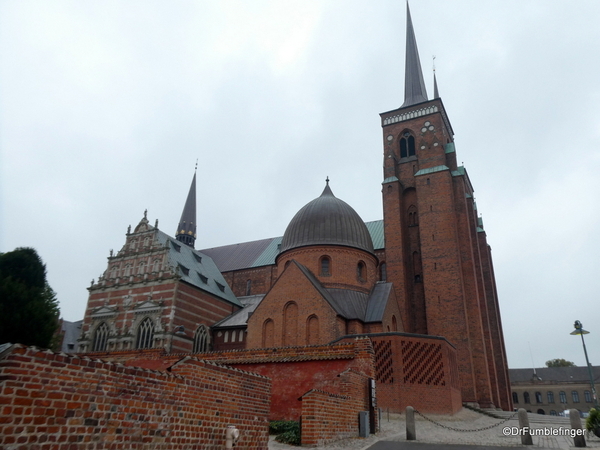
[[195, 158, 198, 172], [401, 2, 428, 107], [326, 176, 329, 185], [433, 55, 440, 99]]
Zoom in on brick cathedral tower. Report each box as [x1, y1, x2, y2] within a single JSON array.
[[380, 4, 511, 410]]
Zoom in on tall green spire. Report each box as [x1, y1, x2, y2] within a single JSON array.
[[401, 3, 428, 107]]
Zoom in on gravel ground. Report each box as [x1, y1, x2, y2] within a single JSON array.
[[268, 409, 600, 450]]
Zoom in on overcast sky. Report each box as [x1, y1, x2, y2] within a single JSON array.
[[2, 1, 599, 370]]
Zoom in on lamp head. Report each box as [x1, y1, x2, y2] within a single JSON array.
[[571, 320, 590, 335]]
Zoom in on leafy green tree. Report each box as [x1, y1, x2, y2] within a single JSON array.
[[0, 247, 60, 348], [546, 358, 576, 367]]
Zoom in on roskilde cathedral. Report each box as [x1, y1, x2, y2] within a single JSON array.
[[78, 6, 511, 411]]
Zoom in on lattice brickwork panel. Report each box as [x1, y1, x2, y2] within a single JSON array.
[[401, 340, 446, 386], [373, 339, 394, 383]]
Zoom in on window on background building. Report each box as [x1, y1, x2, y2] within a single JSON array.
[[320, 256, 331, 276], [572, 391, 580, 403], [537, 409, 545, 415], [193, 326, 209, 353], [550, 410, 557, 416], [92, 322, 109, 352], [535, 392, 543, 403], [246, 279, 252, 296], [585, 390, 593, 403], [523, 392, 530, 404], [559, 391, 567, 403], [512, 392, 519, 404], [400, 131, 416, 158], [547, 391, 555, 403], [136, 318, 154, 349], [380, 262, 387, 282]]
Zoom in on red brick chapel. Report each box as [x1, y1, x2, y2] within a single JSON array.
[[78, 5, 511, 413]]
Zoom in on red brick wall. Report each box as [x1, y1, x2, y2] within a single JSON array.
[[0, 344, 271, 450], [301, 369, 373, 446]]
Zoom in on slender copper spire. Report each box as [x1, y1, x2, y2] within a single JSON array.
[[175, 169, 197, 248], [401, 2, 428, 107], [433, 56, 440, 99]]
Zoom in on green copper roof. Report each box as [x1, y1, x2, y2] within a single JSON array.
[[382, 176, 399, 184], [451, 166, 466, 177], [414, 165, 449, 176], [445, 142, 455, 154]]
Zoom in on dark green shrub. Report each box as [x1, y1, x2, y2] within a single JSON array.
[[269, 420, 301, 445]]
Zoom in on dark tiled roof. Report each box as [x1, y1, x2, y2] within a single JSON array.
[[200, 221, 383, 273], [509, 366, 600, 384], [156, 230, 241, 307], [201, 237, 276, 272], [280, 183, 374, 254], [60, 320, 83, 353], [365, 282, 393, 323], [213, 295, 264, 328]]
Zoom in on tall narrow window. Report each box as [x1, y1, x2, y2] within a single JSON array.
[[559, 391, 567, 403], [136, 317, 154, 349], [357, 261, 366, 282], [572, 391, 580, 403], [246, 279, 252, 296], [399, 132, 416, 158], [380, 262, 387, 282], [523, 392, 530, 404], [320, 256, 331, 276], [92, 322, 109, 352], [535, 392, 542, 403], [193, 325, 210, 353], [513, 392, 519, 404], [262, 319, 274, 348], [585, 390, 593, 403], [306, 315, 319, 345], [547, 391, 555, 403]]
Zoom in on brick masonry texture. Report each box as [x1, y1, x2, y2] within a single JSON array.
[[0, 344, 271, 450]]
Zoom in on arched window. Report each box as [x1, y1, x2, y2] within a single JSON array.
[[407, 205, 418, 226], [110, 265, 118, 279], [512, 392, 519, 404], [124, 264, 132, 277], [572, 391, 580, 403], [380, 262, 387, 282], [535, 392, 542, 403], [537, 409, 545, 415], [357, 261, 366, 282], [523, 392, 530, 404], [246, 279, 252, 296], [143, 237, 150, 247], [392, 315, 398, 332], [320, 256, 331, 276], [153, 260, 161, 273], [559, 391, 567, 403], [547, 391, 555, 403], [136, 317, 154, 349], [92, 322, 109, 352], [585, 390, 593, 403], [231, 330, 237, 342], [306, 315, 319, 345], [262, 319, 274, 348], [400, 132, 416, 158], [193, 325, 210, 353], [224, 331, 229, 343], [283, 302, 298, 347], [138, 261, 146, 275]]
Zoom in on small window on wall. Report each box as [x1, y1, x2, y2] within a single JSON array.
[[535, 392, 542, 403], [92, 322, 109, 352], [136, 317, 154, 349], [572, 391, 580, 403], [512, 392, 519, 404], [320, 256, 331, 276], [193, 325, 210, 353], [523, 392, 530, 404], [585, 390, 593, 403], [380, 262, 387, 282], [357, 261, 366, 282], [547, 391, 555, 403], [400, 132, 416, 158], [246, 279, 252, 296]]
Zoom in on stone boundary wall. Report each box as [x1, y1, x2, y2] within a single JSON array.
[[0, 344, 271, 450], [300, 368, 373, 446]]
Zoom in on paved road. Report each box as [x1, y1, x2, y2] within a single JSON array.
[[368, 443, 529, 450]]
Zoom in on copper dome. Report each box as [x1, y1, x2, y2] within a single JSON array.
[[279, 182, 374, 255]]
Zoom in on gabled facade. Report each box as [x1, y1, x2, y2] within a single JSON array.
[[79, 200, 241, 354]]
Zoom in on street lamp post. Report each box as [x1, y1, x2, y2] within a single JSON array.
[[571, 320, 599, 408]]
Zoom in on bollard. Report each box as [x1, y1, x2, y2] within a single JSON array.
[[518, 408, 533, 445], [406, 406, 416, 441], [569, 409, 586, 448]]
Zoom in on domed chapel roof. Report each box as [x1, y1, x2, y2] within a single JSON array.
[[280, 180, 375, 255]]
